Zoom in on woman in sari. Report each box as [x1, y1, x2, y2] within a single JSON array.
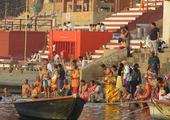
[[116, 63, 124, 92], [71, 64, 80, 95], [103, 68, 120, 103], [79, 80, 89, 101]]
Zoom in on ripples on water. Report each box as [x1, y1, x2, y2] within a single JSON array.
[[0, 100, 162, 120]]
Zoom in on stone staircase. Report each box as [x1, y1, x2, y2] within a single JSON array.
[[74, 0, 163, 31], [91, 39, 146, 60]]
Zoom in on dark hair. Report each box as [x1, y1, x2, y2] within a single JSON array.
[[112, 65, 117, 70], [81, 80, 86, 83], [124, 26, 128, 30], [151, 22, 156, 27], [100, 64, 106, 68], [157, 77, 163, 83], [90, 80, 95, 84], [133, 63, 139, 68], [119, 63, 124, 68]]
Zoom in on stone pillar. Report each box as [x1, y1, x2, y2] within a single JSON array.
[[163, 1, 170, 45], [62, 0, 67, 12]]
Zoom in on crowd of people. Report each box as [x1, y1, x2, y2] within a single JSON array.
[[20, 47, 170, 105], [88, 23, 106, 32], [21, 58, 104, 102]]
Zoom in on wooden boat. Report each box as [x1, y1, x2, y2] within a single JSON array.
[[14, 96, 85, 120], [149, 98, 170, 120]]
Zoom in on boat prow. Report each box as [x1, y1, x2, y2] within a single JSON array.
[[14, 96, 85, 120], [149, 98, 170, 120]]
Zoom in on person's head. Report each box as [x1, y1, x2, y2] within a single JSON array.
[[147, 65, 152, 71], [157, 77, 164, 84], [100, 64, 106, 69], [58, 64, 63, 69], [124, 26, 128, 30], [101, 23, 104, 26], [72, 63, 78, 70], [133, 63, 139, 70], [79, 56, 83, 61], [80, 80, 86, 86], [90, 80, 95, 86], [67, 21, 71, 24], [25, 79, 29, 84], [63, 22, 67, 26], [151, 22, 156, 28], [111, 65, 117, 71], [53, 64, 58, 69], [150, 51, 155, 57], [89, 24, 93, 27], [119, 63, 124, 69], [64, 79, 68, 85]]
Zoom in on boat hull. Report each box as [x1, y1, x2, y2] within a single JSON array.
[[14, 96, 85, 120], [149, 99, 170, 120]]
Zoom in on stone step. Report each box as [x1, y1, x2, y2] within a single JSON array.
[[91, 54, 102, 59], [102, 21, 129, 25], [116, 12, 143, 16], [95, 50, 104, 54], [105, 17, 136, 21]]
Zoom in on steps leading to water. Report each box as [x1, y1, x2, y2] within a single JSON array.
[[74, 0, 163, 32]]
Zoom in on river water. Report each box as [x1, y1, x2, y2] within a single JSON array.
[[0, 101, 161, 120]]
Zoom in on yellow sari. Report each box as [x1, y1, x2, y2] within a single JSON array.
[[104, 75, 120, 103]]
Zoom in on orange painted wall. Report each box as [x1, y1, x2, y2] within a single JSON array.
[[0, 31, 10, 57], [49, 30, 112, 59]]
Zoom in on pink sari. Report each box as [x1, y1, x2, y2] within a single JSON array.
[[79, 85, 89, 101]]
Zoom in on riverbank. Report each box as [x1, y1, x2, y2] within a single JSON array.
[[0, 69, 38, 93]]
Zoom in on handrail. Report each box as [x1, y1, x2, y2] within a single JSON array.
[[0, 18, 53, 31]]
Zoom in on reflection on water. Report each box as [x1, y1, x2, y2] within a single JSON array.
[[79, 103, 151, 120], [0, 102, 164, 120]]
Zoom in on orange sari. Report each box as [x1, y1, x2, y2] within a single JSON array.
[[71, 69, 80, 94]]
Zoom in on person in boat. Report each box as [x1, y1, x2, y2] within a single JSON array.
[[41, 66, 51, 97], [89, 81, 104, 102], [71, 63, 80, 96], [50, 64, 58, 97], [79, 80, 89, 101], [22, 79, 31, 98], [59, 79, 71, 96], [156, 77, 170, 100], [101, 65, 120, 103], [58, 64, 65, 91], [2, 88, 11, 97], [34, 76, 42, 94], [31, 84, 38, 98]]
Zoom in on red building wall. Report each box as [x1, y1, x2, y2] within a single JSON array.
[[49, 30, 112, 59], [0, 32, 10, 57], [0, 31, 46, 59]]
